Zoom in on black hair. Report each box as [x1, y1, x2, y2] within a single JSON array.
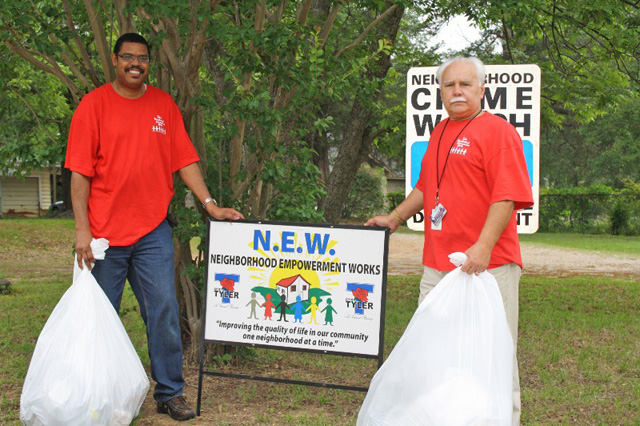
[[113, 33, 150, 56]]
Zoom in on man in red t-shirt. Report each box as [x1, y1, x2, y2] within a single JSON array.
[[65, 33, 243, 421], [366, 56, 533, 425]]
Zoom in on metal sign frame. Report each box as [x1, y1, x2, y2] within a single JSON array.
[[196, 219, 389, 415]]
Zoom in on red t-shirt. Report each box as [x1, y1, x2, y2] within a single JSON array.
[[65, 84, 200, 245], [415, 112, 533, 271]]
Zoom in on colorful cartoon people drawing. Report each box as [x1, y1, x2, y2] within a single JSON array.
[[246, 292, 259, 319], [291, 295, 305, 323], [306, 296, 319, 325], [276, 293, 288, 322], [321, 298, 337, 326], [261, 293, 275, 320]]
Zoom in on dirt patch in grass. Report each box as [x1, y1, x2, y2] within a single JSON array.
[[0, 219, 74, 280], [134, 362, 367, 425]]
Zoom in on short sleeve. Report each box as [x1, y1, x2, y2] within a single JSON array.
[[65, 97, 99, 177], [485, 124, 533, 210]]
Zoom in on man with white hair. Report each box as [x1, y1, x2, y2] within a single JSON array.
[[366, 56, 533, 424]]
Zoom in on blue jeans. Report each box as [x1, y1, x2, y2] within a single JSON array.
[[92, 219, 184, 403]]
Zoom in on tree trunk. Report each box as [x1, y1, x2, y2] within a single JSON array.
[[321, 3, 404, 223], [61, 162, 72, 213]]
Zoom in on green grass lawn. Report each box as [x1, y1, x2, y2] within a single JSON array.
[[519, 232, 640, 255], [2, 273, 639, 424], [0, 279, 148, 423], [1, 218, 639, 424]]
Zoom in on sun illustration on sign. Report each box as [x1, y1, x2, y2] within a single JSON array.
[[247, 230, 342, 312]]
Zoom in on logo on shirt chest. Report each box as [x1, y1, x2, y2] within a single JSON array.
[[152, 115, 167, 135], [450, 137, 470, 156]]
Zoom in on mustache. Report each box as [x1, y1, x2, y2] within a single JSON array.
[[450, 97, 466, 103], [125, 66, 145, 73]]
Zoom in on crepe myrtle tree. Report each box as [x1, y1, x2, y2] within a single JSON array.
[[0, 0, 409, 360]]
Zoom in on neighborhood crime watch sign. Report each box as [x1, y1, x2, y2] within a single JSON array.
[[203, 220, 389, 358], [405, 64, 541, 233]]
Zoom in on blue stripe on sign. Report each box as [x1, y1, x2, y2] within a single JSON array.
[[522, 140, 533, 186], [346, 283, 375, 292], [411, 141, 429, 188], [411, 140, 533, 187], [215, 273, 240, 282]]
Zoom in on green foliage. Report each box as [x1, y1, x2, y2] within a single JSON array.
[[539, 183, 640, 235], [0, 0, 108, 98], [609, 201, 630, 236], [457, 1, 640, 189], [473, 0, 639, 123], [385, 190, 405, 209], [342, 165, 386, 219], [265, 144, 327, 223], [540, 97, 640, 187], [203, 5, 357, 217], [0, 47, 72, 176]]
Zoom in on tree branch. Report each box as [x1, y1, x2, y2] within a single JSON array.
[[114, 0, 136, 34], [501, 15, 514, 63], [61, 0, 102, 87], [335, 4, 397, 58], [82, 0, 116, 82], [138, 8, 197, 100], [619, 0, 639, 9], [4, 39, 81, 104], [318, 4, 341, 48], [296, 0, 312, 26], [47, 34, 93, 92]]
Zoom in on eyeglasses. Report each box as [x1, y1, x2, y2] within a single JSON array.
[[116, 53, 150, 64]]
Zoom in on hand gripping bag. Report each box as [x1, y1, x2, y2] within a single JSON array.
[[20, 239, 150, 426], [358, 252, 513, 426]]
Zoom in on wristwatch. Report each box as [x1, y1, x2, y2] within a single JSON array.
[[202, 197, 217, 208]]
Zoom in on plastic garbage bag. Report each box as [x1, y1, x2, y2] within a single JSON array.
[[20, 239, 150, 426], [358, 252, 513, 426]]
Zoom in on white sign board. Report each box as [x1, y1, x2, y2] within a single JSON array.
[[405, 64, 540, 233], [204, 220, 389, 357]]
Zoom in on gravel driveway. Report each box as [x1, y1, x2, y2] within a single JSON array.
[[387, 232, 640, 278]]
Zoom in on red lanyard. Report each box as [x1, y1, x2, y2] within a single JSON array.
[[434, 110, 482, 207]]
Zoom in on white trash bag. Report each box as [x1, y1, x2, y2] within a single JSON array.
[[20, 238, 150, 426], [358, 252, 513, 426]]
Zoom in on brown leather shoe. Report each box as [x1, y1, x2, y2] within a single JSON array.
[[157, 395, 196, 421]]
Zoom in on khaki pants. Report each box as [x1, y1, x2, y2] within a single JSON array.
[[419, 264, 522, 426]]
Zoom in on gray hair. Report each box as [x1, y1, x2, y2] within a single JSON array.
[[436, 56, 486, 87]]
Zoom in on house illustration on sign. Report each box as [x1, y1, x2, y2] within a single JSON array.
[[276, 274, 310, 303]]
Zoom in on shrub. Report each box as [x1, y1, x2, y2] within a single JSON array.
[[386, 190, 405, 210], [539, 182, 640, 235], [342, 165, 385, 220], [610, 201, 629, 235]]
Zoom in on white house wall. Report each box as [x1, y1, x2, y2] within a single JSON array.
[[0, 169, 56, 216], [0, 176, 40, 216]]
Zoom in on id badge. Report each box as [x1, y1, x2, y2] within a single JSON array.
[[429, 203, 447, 231]]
